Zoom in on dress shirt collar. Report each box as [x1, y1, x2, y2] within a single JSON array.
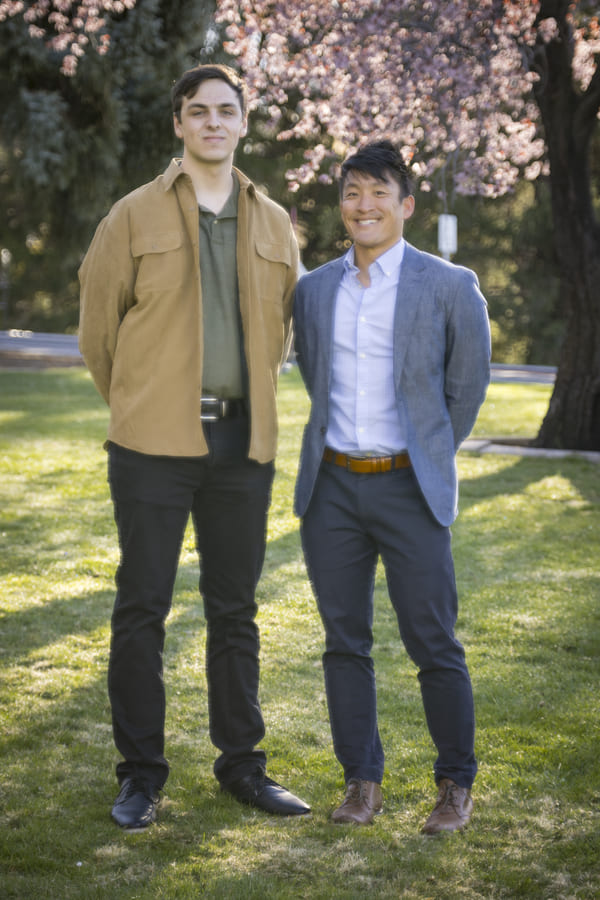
[[343, 238, 406, 279]]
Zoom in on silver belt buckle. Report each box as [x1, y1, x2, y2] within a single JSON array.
[[201, 397, 226, 421]]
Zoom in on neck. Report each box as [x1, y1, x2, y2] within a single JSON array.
[[353, 246, 377, 287], [353, 238, 403, 287], [181, 155, 235, 212]]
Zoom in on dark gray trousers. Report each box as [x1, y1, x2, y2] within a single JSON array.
[[301, 460, 477, 789]]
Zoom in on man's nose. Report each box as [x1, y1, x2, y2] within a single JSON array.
[[356, 193, 374, 211]]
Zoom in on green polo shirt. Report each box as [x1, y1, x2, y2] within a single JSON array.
[[198, 176, 247, 399]]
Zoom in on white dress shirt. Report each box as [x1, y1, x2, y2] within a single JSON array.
[[325, 239, 407, 455]]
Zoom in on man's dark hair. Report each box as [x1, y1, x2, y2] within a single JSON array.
[[171, 64, 248, 120], [340, 140, 414, 199]]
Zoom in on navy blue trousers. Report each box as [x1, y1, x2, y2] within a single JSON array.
[[301, 460, 477, 789], [107, 416, 274, 790]]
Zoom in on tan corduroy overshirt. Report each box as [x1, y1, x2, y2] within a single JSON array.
[[78, 160, 299, 463]]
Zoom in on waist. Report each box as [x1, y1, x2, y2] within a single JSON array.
[[200, 396, 246, 421], [323, 447, 411, 474]]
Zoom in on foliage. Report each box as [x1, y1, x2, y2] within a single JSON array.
[[2, 1, 599, 445], [1, 366, 599, 898], [215, 0, 599, 195], [216, 0, 600, 449], [0, 0, 576, 367], [0, 0, 219, 329], [0, 1, 135, 75]]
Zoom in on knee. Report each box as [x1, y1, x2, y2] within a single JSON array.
[[402, 627, 466, 673]]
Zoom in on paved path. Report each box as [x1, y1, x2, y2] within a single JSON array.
[[0, 330, 83, 367], [0, 330, 557, 382], [1, 330, 597, 462]]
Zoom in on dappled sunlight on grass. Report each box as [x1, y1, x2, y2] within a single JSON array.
[[472, 382, 552, 438], [1, 368, 598, 899]]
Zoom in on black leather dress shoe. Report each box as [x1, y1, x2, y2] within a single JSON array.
[[111, 776, 160, 830], [224, 768, 311, 816]]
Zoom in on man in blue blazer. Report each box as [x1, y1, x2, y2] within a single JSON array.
[[294, 141, 491, 833]]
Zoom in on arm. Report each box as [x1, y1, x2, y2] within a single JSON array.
[[281, 226, 300, 364], [292, 279, 313, 397], [444, 269, 491, 449], [78, 206, 135, 404]]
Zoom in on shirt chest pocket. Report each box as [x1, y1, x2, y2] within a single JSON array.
[[131, 230, 186, 295]]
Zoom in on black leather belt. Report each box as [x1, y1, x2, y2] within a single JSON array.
[[200, 397, 246, 421], [323, 447, 411, 473]]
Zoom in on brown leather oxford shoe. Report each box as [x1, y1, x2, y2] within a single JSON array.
[[421, 778, 473, 834], [331, 778, 383, 825]]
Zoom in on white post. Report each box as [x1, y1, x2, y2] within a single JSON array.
[[438, 214, 457, 261]]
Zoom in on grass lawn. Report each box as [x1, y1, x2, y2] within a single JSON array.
[[0, 366, 598, 899]]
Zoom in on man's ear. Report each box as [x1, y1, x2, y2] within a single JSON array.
[[173, 114, 183, 139], [402, 195, 416, 220]]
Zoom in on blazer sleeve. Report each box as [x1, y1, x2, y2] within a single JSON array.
[[444, 269, 491, 449], [292, 279, 310, 392]]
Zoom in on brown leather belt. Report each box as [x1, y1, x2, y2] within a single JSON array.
[[323, 447, 411, 473]]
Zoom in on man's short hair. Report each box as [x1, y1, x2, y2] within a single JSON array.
[[171, 64, 248, 120], [340, 140, 414, 199]]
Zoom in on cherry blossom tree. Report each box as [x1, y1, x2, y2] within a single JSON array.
[[0, 1, 136, 75], [216, 0, 600, 451], [2, 1, 599, 448]]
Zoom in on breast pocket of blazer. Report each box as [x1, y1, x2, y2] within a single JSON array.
[[131, 230, 185, 295], [254, 239, 292, 306]]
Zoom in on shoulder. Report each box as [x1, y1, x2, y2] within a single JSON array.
[[236, 168, 293, 225], [104, 171, 173, 225], [297, 256, 345, 289], [405, 243, 477, 284], [252, 188, 289, 219]]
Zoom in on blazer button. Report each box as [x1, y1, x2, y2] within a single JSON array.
[[320, 427, 326, 435]]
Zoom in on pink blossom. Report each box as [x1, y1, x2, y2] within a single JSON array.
[[215, 0, 598, 199]]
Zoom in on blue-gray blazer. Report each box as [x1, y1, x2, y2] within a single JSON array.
[[293, 242, 491, 527]]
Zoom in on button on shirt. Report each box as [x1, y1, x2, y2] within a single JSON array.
[[325, 240, 407, 455], [198, 176, 247, 399]]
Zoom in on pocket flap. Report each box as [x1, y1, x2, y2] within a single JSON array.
[[131, 231, 183, 257], [255, 239, 291, 266]]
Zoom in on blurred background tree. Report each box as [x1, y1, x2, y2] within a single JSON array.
[[0, 0, 218, 330], [214, 0, 600, 449], [1, 1, 598, 447]]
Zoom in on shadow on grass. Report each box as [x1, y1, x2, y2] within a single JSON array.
[[0, 589, 112, 661], [2, 371, 599, 897]]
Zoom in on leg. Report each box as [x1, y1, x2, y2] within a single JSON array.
[[108, 444, 191, 790], [301, 464, 384, 784], [192, 418, 274, 785], [370, 468, 477, 789]]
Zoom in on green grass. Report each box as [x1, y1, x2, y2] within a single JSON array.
[[470, 382, 554, 439], [1, 366, 598, 899]]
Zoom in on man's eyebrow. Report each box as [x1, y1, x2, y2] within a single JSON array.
[[186, 101, 238, 110]]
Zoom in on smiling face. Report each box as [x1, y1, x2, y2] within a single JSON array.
[[340, 170, 415, 264], [173, 77, 248, 167]]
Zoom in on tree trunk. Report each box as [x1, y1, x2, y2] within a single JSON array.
[[530, 1, 600, 450]]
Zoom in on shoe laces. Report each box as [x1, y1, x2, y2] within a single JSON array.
[[121, 777, 157, 801], [436, 780, 462, 813], [345, 778, 368, 803]]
